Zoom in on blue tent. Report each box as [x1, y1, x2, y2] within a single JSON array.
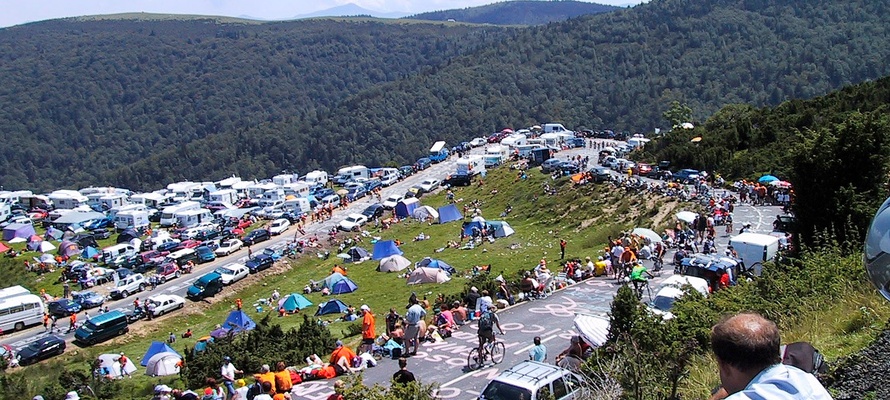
[[462, 221, 486, 236], [416, 257, 456, 275], [394, 198, 420, 218], [81, 246, 100, 259], [140, 341, 180, 366], [4, 223, 35, 241], [437, 204, 463, 224], [279, 293, 313, 312], [222, 310, 256, 334], [331, 276, 359, 294], [322, 272, 346, 290], [372, 240, 403, 260], [315, 298, 349, 316]]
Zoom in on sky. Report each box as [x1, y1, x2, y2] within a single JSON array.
[[1, 0, 645, 28]]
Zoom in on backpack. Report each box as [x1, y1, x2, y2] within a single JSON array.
[[781, 342, 828, 374], [478, 311, 494, 332], [246, 382, 264, 400]]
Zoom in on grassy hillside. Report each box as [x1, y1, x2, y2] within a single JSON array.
[[408, 0, 618, 25]]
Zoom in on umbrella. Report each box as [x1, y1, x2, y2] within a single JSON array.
[[501, 128, 514, 133], [690, 136, 702, 143], [676, 211, 697, 224], [758, 175, 779, 183], [336, 189, 349, 196], [631, 228, 662, 243], [770, 180, 792, 188]]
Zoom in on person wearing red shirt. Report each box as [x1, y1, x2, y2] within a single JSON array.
[[360, 305, 375, 354]]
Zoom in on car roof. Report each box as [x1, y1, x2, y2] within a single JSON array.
[[491, 361, 573, 390]]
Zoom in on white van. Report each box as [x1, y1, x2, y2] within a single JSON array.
[[543, 123, 571, 134], [484, 145, 509, 167], [303, 170, 329, 187], [102, 244, 137, 264], [114, 210, 150, 231], [729, 233, 780, 276], [284, 198, 311, 214]]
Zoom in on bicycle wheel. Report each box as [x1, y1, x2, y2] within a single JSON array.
[[490, 342, 506, 364], [467, 348, 483, 370]]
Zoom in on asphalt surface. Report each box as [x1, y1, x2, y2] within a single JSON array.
[[5, 139, 783, 400]]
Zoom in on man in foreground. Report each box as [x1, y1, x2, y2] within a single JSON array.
[[710, 312, 832, 400]]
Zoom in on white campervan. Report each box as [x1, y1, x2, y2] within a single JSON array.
[[48, 190, 89, 210], [303, 170, 329, 187], [208, 189, 238, 205], [159, 201, 201, 227], [114, 209, 150, 231], [174, 208, 214, 228]]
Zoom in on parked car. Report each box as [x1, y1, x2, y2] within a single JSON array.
[[590, 167, 612, 183], [262, 248, 283, 261], [17, 335, 66, 366], [346, 186, 367, 201], [541, 158, 563, 173], [245, 254, 274, 273], [558, 161, 580, 174], [418, 179, 441, 193], [154, 263, 182, 283], [177, 239, 203, 250], [338, 213, 368, 231], [382, 194, 404, 210], [146, 294, 185, 317], [47, 299, 83, 318], [314, 188, 335, 199], [215, 263, 249, 285], [361, 204, 385, 220], [241, 229, 270, 245], [90, 229, 112, 240], [215, 239, 243, 256], [399, 165, 415, 179], [470, 137, 487, 147], [186, 272, 224, 300], [414, 157, 432, 171], [364, 178, 383, 192], [194, 245, 217, 263], [479, 361, 587, 400], [633, 163, 653, 176], [444, 173, 472, 187], [108, 273, 147, 299], [674, 168, 701, 183], [155, 240, 182, 253], [406, 186, 423, 198], [268, 218, 291, 235], [71, 291, 105, 309]]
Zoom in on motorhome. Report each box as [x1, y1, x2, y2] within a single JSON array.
[[230, 180, 255, 199], [303, 170, 329, 187], [258, 189, 287, 208], [246, 182, 278, 199], [456, 155, 486, 177], [282, 182, 311, 199], [429, 141, 449, 163], [0, 203, 9, 223], [272, 173, 300, 186], [159, 201, 201, 227], [500, 134, 527, 149], [0, 191, 33, 207], [216, 175, 242, 190], [18, 194, 51, 210], [208, 189, 238, 205], [284, 198, 312, 214], [114, 209, 150, 231], [627, 136, 651, 149], [540, 132, 573, 148], [107, 204, 148, 220], [98, 193, 128, 211], [166, 182, 203, 202], [335, 166, 369, 184], [542, 123, 572, 134], [174, 208, 214, 228], [48, 190, 89, 210], [484, 145, 509, 167], [130, 192, 171, 209]]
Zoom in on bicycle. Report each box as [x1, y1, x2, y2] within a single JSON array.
[[467, 334, 505, 370], [632, 279, 652, 302]]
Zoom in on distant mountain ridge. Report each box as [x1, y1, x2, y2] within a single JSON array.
[[292, 3, 409, 19], [408, 0, 619, 25]]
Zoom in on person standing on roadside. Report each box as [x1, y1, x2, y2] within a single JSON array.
[[404, 298, 426, 356], [559, 238, 567, 259], [220, 356, 242, 400]]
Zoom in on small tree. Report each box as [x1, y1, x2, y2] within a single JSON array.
[[663, 100, 693, 129]]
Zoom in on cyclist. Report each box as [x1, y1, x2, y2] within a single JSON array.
[[629, 261, 654, 298], [476, 307, 504, 362]]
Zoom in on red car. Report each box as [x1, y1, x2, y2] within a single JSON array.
[[154, 263, 182, 283], [634, 163, 653, 176], [177, 240, 202, 249]]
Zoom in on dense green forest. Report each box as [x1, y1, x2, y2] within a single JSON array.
[[408, 0, 618, 25], [1, 0, 889, 191]]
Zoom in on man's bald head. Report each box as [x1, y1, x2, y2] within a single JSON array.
[[711, 312, 781, 373]]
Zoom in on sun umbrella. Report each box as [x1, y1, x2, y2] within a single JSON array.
[[758, 175, 779, 183], [770, 180, 792, 188], [632, 228, 662, 243], [690, 136, 702, 143], [676, 211, 697, 224], [336, 189, 349, 196]]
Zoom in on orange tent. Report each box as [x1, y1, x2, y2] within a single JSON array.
[[0, 242, 9, 253]]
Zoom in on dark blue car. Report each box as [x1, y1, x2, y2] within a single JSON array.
[[245, 254, 274, 273], [414, 157, 432, 171], [47, 299, 83, 318]]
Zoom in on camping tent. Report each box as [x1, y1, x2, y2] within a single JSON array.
[[394, 198, 420, 218], [140, 341, 180, 366], [0, 242, 9, 253], [222, 310, 257, 334], [412, 205, 439, 221], [462, 221, 486, 237], [323, 272, 346, 289], [437, 204, 463, 224], [81, 246, 100, 259], [488, 221, 515, 238], [346, 247, 370, 262], [378, 254, 411, 272], [38, 241, 56, 253], [145, 351, 181, 377], [315, 298, 349, 316], [26, 237, 43, 251], [117, 228, 141, 244], [44, 227, 64, 241], [58, 240, 80, 257], [372, 240, 403, 260], [98, 353, 138, 377], [415, 257, 456, 275], [331, 277, 358, 294], [279, 293, 313, 312], [53, 211, 106, 226], [4, 224, 36, 242], [407, 267, 451, 285]]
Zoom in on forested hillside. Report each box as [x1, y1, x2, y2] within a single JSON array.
[[2, 0, 890, 191], [408, 0, 618, 25], [0, 18, 508, 190]]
